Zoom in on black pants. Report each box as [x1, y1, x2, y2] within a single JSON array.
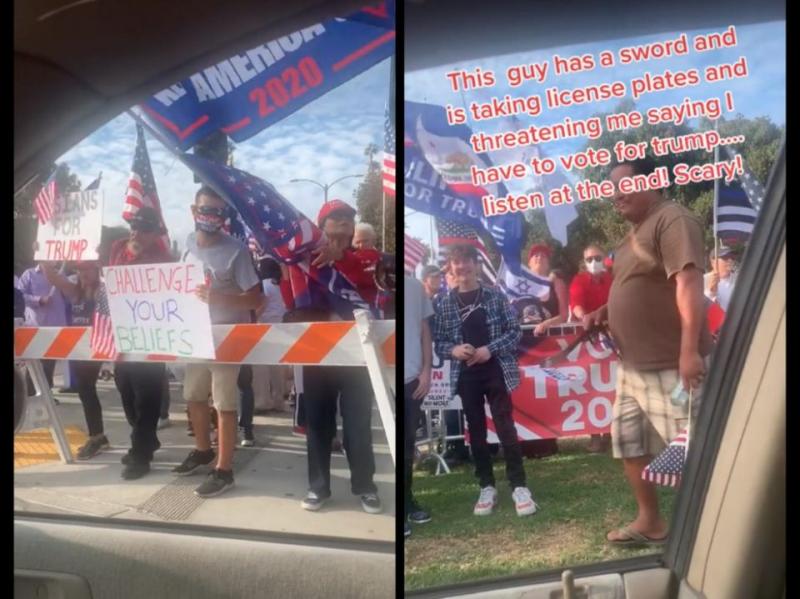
[[404, 380, 424, 516], [26, 359, 56, 396], [160, 376, 170, 420], [114, 362, 165, 463], [458, 364, 526, 490], [237, 365, 254, 429], [303, 366, 377, 497], [73, 360, 104, 436]]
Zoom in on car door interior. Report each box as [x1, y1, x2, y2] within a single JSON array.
[[15, 515, 395, 599]]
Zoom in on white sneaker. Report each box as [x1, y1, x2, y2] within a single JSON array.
[[512, 487, 538, 517], [473, 486, 498, 516], [158, 418, 171, 430]]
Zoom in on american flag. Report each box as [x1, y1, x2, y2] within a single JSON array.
[[715, 146, 765, 242], [85, 172, 102, 191], [90, 284, 118, 361], [123, 123, 170, 250], [180, 154, 369, 312], [34, 171, 59, 224], [642, 428, 688, 487], [436, 218, 497, 284], [382, 105, 395, 197], [404, 234, 426, 275]]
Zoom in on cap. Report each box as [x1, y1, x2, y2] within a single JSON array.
[[317, 199, 356, 227], [528, 243, 552, 260], [126, 207, 163, 231], [420, 265, 441, 279], [718, 243, 736, 257]]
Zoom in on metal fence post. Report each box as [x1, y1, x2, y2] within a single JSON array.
[[25, 360, 73, 464]]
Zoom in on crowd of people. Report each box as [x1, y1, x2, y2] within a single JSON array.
[[405, 157, 739, 543], [15, 189, 390, 514]]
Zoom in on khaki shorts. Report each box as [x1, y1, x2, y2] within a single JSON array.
[[183, 363, 241, 412], [611, 359, 708, 459]]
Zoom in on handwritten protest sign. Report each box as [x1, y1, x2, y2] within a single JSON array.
[[103, 259, 215, 359], [35, 190, 103, 262]]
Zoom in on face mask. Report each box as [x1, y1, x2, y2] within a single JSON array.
[[587, 261, 606, 275], [194, 213, 224, 233]]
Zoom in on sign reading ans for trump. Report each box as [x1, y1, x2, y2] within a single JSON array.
[[139, 2, 395, 150], [35, 190, 103, 262], [103, 260, 215, 359]]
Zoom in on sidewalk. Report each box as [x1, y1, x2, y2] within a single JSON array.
[[14, 370, 395, 542]]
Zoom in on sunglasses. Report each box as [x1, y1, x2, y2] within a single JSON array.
[[196, 206, 227, 217], [585, 256, 604, 263]]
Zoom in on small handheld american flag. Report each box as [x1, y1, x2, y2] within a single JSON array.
[[404, 234, 426, 275], [642, 427, 688, 487], [90, 284, 118, 361], [34, 171, 59, 225]]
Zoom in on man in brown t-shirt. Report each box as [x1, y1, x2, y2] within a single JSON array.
[[584, 157, 712, 546]]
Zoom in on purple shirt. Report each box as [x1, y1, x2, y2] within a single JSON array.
[[16, 266, 68, 326]]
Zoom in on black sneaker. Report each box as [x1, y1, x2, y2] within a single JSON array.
[[194, 469, 235, 498], [121, 461, 150, 480], [408, 501, 432, 524], [76, 435, 109, 460], [240, 427, 255, 447], [361, 493, 382, 514], [405, 522, 412, 538], [172, 449, 216, 476], [301, 492, 329, 511]]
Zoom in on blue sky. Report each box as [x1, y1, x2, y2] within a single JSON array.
[[57, 59, 391, 252], [404, 20, 785, 249]]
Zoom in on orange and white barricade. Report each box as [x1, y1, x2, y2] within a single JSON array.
[[14, 310, 396, 465]]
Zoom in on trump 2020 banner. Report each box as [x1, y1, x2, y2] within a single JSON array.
[[482, 329, 618, 442], [139, 3, 395, 150]]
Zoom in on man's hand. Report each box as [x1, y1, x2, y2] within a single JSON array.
[[195, 284, 215, 305], [452, 344, 475, 361], [412, 368, 431, 400], [38, 294, 50, 307], [582, 305, 607, 331], [679, 349, 706, 390], [311, 242, 344, 267], [466, 346, 491, 367], [533, 322, 548, 336]]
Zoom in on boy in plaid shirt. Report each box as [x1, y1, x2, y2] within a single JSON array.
[[432, 244, 538, 517]]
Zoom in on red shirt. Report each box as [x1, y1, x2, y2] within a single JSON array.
[[334, 247, 380, 305], [569, 271, 612, 314]]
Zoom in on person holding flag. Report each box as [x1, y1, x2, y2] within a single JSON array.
[[107, 207, 174, 479], [172, 186, 263, 498]]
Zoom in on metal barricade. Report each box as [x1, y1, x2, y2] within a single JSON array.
[[14, 310, 396, 465]]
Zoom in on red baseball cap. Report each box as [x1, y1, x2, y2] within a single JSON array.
[[317, 199, 356, 227], [528, 243, 552, 260]]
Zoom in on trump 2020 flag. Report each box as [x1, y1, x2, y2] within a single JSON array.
[[180, 154, 369, 311], [642, 428, 688, 487], [404, 101, 526, 273]]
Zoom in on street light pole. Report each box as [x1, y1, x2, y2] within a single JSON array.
[[289, 174, 364, 205]]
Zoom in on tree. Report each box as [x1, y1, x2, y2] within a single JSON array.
[[354, 143, 396, 253], [14, 163, 82, 273]]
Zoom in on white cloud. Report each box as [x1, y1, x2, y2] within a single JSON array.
[[56, 59, 391, 252]]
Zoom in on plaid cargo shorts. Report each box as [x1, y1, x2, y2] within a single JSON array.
[[611, 358, 709, 459]]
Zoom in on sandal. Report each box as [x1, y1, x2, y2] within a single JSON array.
[[607, 526, 668, 546]]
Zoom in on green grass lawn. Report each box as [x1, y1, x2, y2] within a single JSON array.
[[405, 438, 677, 591]]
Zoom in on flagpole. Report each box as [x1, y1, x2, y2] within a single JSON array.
[[713, 118, 720, 264]]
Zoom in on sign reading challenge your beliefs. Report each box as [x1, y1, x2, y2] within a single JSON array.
[[103, 260, 215, 359], [35, 190, 104, 262]]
